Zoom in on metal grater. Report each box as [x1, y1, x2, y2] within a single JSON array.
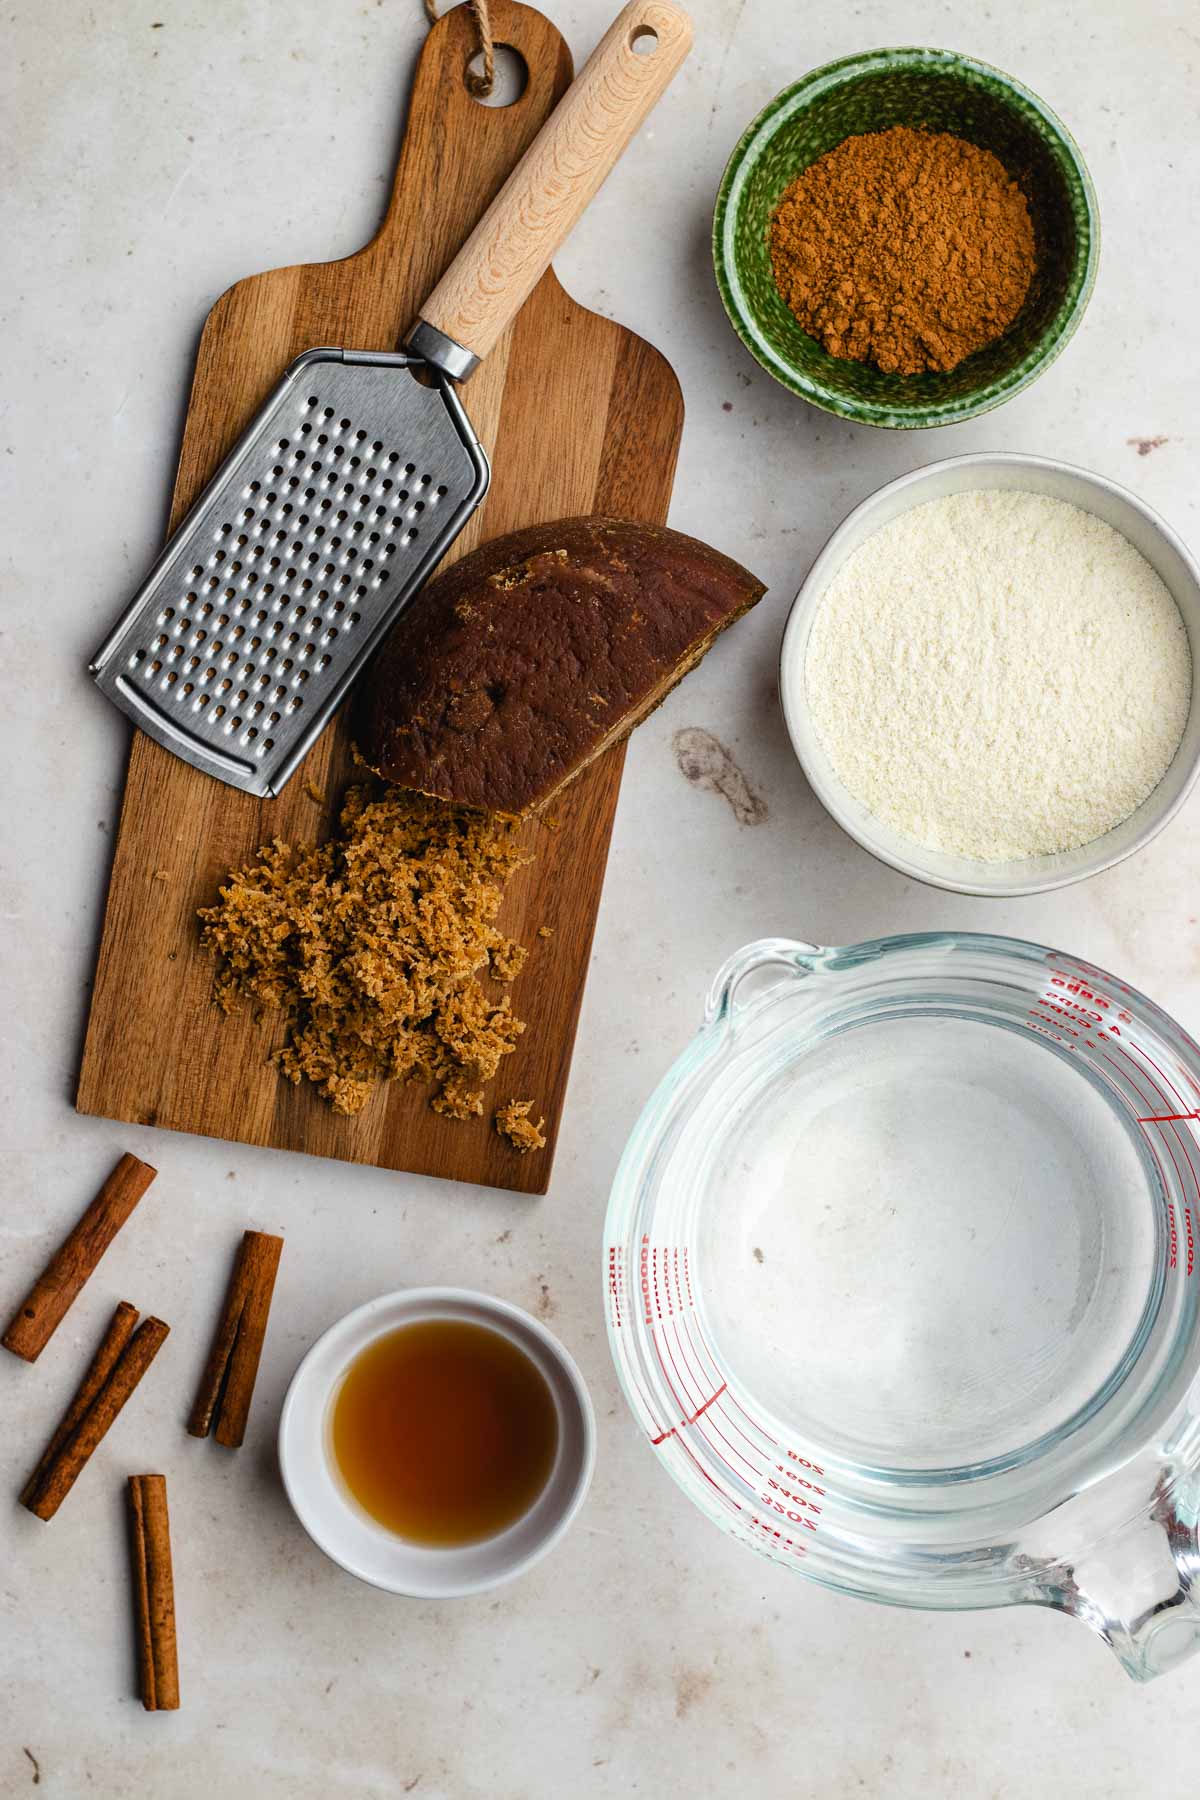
[[90, 2, 691, 796], [90, 349, 488, 797]]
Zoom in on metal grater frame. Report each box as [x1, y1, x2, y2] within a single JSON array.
[[90, 348, 490, 796]]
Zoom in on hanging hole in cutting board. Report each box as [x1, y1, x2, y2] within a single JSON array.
[[630, 25, 659, 54], [467, 44, 528, 107]]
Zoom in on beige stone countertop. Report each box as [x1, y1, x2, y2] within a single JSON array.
[[4, 0, 1200, 1793]]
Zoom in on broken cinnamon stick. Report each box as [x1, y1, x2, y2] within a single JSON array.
[[128, 1474, 180, 1711], [3, 1152, 157, 1362], [187, 1230, 283, 1448], [19, 1300, 139, 1508], [21, 1313, 170, 1520]]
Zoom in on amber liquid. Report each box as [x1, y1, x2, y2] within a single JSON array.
[[330, 1319, 559, 1546]]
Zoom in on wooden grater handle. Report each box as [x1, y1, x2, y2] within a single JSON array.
[[413, 1, 692, 371]]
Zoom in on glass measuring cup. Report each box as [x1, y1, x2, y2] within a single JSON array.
[[604, 933, 1200, 1680]]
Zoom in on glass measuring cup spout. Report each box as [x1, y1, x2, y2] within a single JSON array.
[[606, 932, 1200, 1682]]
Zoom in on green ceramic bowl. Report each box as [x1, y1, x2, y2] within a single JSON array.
[[713, 48, 1099, 428]]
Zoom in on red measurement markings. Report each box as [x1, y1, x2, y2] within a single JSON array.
[[746, 1513, 809, 1559], [606, 1244, 624, 1331], [1101, 1044, 1197, 1277], [652, 1245, 670, 1319], [1031, 980, 1198, 1282], [650, 1382, 728, 1446], [759, 1476, 827, 1533]]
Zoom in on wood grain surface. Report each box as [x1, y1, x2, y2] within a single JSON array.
[[77, 0, 684, 1196]]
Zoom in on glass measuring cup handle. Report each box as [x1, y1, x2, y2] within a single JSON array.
[[704, 938, 821, 1027], [1033, 1466, 1200, 1682]]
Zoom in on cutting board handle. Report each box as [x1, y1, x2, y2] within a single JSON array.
[[412, 0, 692, 373]]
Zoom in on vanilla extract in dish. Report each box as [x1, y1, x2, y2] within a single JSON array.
[[330, 1319, 559, 1545]]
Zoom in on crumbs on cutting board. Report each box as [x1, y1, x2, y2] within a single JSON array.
[[495, 1100, 547, 1154]]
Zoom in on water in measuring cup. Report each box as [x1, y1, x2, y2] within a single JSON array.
[[699, 1014, 1162, 1472]]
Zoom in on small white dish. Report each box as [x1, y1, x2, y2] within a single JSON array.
[[780, 452, 1200, 897], [278, 1287, 595, 1597]]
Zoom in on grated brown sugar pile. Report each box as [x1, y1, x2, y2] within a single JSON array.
[[199, 784, 536, 1123]]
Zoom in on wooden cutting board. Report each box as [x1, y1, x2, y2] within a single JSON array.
[[77, 0, 683, 1196]]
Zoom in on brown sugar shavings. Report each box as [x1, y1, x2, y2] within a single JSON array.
[[1127, 436, 1169, 457], [303, 779, 327, 804], [199, 785, 531, 1117], [488, 938, 527, 982], [537, 925, 554, 938], [495, 1099, 546, 1154], [673, 727, 768, 826]]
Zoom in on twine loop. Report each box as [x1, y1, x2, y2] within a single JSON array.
[[424, 0, 495, 98]]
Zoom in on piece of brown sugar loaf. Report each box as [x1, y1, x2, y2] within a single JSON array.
[[356, 516, 766, 816]]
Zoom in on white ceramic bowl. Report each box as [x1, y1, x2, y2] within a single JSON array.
[[780, 452, 1200, 897], [278, 1287, 595, 1597]]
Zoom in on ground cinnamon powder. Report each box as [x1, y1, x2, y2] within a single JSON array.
[[769, 126, 1037, 376]]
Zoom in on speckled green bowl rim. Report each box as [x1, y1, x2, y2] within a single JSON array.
[[712, 48, 1101, 428]]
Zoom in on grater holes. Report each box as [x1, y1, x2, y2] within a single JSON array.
[[350, 610, 362, 624], [214, 704, 226, 719]]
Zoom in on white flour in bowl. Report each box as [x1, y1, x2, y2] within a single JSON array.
[[804, 490, 1192, 861]]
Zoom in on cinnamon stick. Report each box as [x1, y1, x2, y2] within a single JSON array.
[[19, 1300, 139, 1508], [21, 1313, 170, 1520], [187, 1230, 283, 1448], [128, 1474, 180, 1711], [3, 1152, 157, 1361]]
